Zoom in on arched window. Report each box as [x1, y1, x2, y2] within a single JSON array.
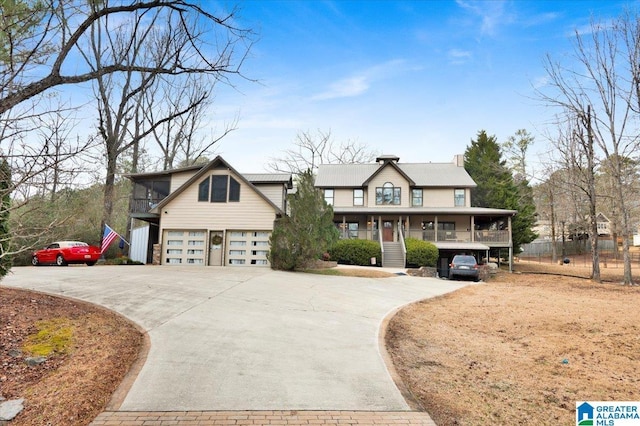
[[375, 182, 401, 205]]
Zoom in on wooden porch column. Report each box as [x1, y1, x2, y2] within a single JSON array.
[[471, 216, 475, 242], [434, 216, 439, 242], [508, 216, 513, 272], [342, 215, 346, 239]]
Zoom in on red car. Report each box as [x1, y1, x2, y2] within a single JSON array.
[[32, 241, 101, 266]]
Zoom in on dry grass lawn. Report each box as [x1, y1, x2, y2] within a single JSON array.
[[386, 262, 640, 426]]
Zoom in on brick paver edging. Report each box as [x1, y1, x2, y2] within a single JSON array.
[[91, 410, 437, 425]]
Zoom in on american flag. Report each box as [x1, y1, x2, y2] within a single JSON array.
[[101, 224, 119, 254]]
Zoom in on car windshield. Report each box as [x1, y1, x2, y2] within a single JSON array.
[[453, 256, 476, 265]]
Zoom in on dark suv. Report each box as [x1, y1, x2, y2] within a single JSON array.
[[448, 255, 480, 281]]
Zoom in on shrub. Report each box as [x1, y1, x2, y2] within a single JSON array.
[[329, 239, 381, 266], [405, 238, 438, 267]]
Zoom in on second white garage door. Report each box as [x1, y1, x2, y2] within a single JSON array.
[[225, 231, 270, 266]]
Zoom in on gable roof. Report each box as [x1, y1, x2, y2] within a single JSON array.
[[149, 156, 286, 215], [315, 161, 477, 188]]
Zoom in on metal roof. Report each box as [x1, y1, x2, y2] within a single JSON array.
[[315, 162, 476, 188], [434, 242, 490, 251], [243, 173, 293, 188]]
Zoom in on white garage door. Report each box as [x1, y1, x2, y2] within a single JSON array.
[[162, 230, 207, 265], [226, 231, 271, 266]]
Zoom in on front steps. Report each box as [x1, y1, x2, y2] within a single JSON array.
[[382, 242, 405, 268]]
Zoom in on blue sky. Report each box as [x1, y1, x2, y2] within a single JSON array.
[[204, 0, 630, 176]]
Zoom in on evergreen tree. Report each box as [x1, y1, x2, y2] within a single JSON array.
[[268, 170, 339, 270], [0, 158, 12, 277], [464, 130, 537, 253]]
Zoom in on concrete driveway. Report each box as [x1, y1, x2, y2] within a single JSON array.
[[3, 265, 468, 412]]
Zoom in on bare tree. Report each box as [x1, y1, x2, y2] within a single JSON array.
[[74, 0, 252, 241], [268, 129, 379, 175], [145, 75, 238, 170], [537, 12, 640, 284], [0, 0, 253, 114], [0, 1, 253, 269], [502, 129, 534, 181], [0, 108, 97, 264], [541, 113, 601, 281]]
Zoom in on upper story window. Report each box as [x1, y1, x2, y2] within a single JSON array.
[[211, 175, 228, 202], [454, 189, 465, 207], [198, 178, 210, 202], [198, 175, 241, 203], [376, 182, 400, 205], [412, 189, 423, 206], [229, 177, 241, 202], [353, 189, 364, 206], [324, 189, 334, 205]]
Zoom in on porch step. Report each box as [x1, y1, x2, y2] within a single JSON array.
[[382, 242, 405, 268]]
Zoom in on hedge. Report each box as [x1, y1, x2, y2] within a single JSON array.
[[405, 238, 438, 267], [329, 239, 381, 266]]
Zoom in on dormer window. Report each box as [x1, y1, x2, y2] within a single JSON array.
[[376, 182, 400, 205]]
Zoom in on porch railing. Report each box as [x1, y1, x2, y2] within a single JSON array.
[[130, 198, 163, 214], [404, 229, 511, 245]]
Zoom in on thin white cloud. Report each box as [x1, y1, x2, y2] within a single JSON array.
[[448, 48, 472, 64], [455, 0, 511, 36], [311, 59, 410, 101], [531, 76, 549, 89], [312, 75, 369, 101]]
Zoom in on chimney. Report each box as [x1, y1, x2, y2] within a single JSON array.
[[453, 154, 464, 167]]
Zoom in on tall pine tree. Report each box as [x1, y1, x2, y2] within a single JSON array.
[[464, 130, 537, 253], [268, 170, 339, 270]]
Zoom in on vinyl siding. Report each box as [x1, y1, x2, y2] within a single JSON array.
[[330, 189, 350, 207], [423, 188, 455, 207], [160, 169, 278, 233], [170, 170, 199, 193], [366, 166, 410, 208], [254, 183, 285, 210]]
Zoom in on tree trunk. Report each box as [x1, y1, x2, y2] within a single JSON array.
[[585, 106, 601, 283], [616, 182, 633, 284], [101, 146, 118, 250], [549, 190, 557, 264]]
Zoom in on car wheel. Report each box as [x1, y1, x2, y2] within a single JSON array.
[[86, 261, 96, 266], [56, 254, 67, 266], [31, 256, 39, 266]]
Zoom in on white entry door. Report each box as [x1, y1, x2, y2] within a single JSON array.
[[209, 231, 224, 266]]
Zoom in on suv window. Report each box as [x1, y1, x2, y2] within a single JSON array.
[[452, 255, 477, 265]]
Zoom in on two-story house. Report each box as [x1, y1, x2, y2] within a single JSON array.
[[126, 156, 292, 266], [315, 155, 517, 274], [126, 154, 516, 272]]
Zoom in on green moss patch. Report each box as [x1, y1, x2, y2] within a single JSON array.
[[23, 318, 74, 357]]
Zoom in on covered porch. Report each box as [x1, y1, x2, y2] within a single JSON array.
[[332, 207, 517, 271]]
